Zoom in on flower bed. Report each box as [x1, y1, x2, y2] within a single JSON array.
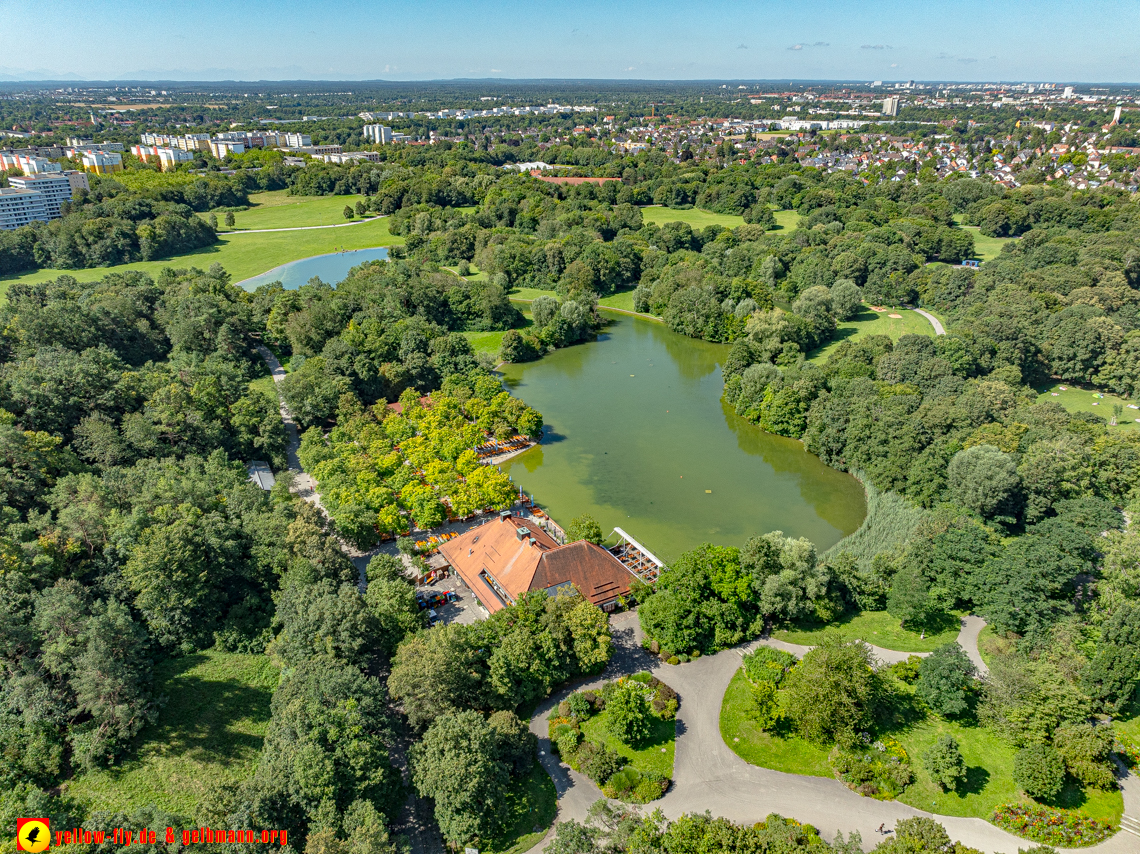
[[990, 802, 1115, 847], [1115, 736, 1139, 769], [547, 673, 678, 803]]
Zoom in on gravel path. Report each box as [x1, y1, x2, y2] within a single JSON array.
[[530, 612, 1138, 853]]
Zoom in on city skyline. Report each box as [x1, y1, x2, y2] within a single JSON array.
[[2, 0, 1138, 84]]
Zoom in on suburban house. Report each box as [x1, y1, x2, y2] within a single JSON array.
[[437, 512, 635, 614]]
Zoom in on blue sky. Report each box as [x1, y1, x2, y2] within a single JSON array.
[[3, 0, 1137, 82]]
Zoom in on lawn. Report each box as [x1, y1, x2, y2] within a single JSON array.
[[773, 609, 962, 654], [1035, 382, 1140, 432], [639, 206, 745, 230], [200, 190, 372, 231], [462, 317, 535, 357], [808, 307, 938, 363], [509, 287, 558, 302], [772, 209, 801, 231], [598, 289, 638, 312], [721, 667, 1123, 825], [579, 706, 676, 781], [1114, 695, 1140, 746], [720, 669, 831, 776], [952, 217, 1016, 262], [64, 649, 279, 817], [0, 216, 403, 294], [481, 761, 557, 854]]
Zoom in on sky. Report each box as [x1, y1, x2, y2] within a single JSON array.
[[2, 0, 1137, 83]]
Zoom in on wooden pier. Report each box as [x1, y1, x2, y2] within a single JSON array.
[[609, 527, 665, 583]]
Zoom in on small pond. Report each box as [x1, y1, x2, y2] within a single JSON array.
[[238, 247, 389, 291], [501, 312, 866, 563]]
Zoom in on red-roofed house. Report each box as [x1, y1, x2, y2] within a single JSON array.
[[437, 513, 635, 614]]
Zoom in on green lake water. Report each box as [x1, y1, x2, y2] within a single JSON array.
[[500, 312, 866, 563]]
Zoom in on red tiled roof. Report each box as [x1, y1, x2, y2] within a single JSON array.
[[438, 515, 634, 612]]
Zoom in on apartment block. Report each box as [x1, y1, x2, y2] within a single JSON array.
[[363, 124, 393, 144], [0, 187, 48, 230]]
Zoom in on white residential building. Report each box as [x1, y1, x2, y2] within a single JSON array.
[[883, 96, 900, 117], [209, 139, 246, 158], [0, 187, 48, 230], [0, 153, 61, 174], [8, 173, 79, 219], [362, 124, 393, 144]]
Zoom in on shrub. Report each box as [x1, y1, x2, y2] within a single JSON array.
[[750, 680, 781, 731], [576, 740, 625, 785], [677, 653, 690, 663], [829, 739, 913, 799], [890, 655, 923, 684], [1053, 722, 1117, 789], [566, 692, 593, 720], [991, 803, 1114, 846], [667, 656, 680, 665], [556, 728, 582, 758], [742, 646, 797, 685], [558, 700, 572, 718], [922, 735, 967, 792], [1013, 744, 1065, 800]]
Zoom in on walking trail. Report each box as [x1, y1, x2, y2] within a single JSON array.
[[530, 613, 1137, 853], [221, 215, 384, 234], [911, 307, 946, 335]]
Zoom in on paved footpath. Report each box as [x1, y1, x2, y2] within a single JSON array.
[[222, 215, 384, 234], [530, 613, 1138, 853], [911, 307, 946, 335]]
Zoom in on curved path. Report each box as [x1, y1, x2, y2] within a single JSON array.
[[531, 613, 1136, 853], [911, 307, 946, 335], [220, 215, 385, 234]]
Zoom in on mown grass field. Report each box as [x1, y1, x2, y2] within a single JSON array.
[[952, 217, 1016, 262], [808, 307, 938, 363], [639, 206, 745, 230], [773, 609, 962, 654], [720, 667, 1123, 824], [0, 216, 402, 295], [598, 289, 638, 312], [482, 762, 557, 854], [64, 650, 279, 817], [1035, 382, 1140, 432], [200, 190, 372, 231]]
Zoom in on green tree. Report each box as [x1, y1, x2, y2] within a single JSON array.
[[355, 201, 366, 217], [1013, 744, 1065, 800], [916, 644, 975, 718], [1053, 723, 1116, 789], [606, 679, 653, 745], [225, 211, 235, 227], [343, 205, 355, 220], [947, 445, 1021, 519], [208, 213, 218, 229], [750, 680, 780, 731], [567, 513, 604, 545], [782, 635, 884, 744], [410, 710, 510, 844], [921, 735, 966, 792]]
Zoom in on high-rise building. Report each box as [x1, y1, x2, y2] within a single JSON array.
[[0, 187, 48, 230], [0, 152, 62, 174], [1064, 86, 1075, 99], [363, 124, 393, 144], [882, 96, 900, 117], [78, 150, 123, 174], [7, 173, 78, 219]]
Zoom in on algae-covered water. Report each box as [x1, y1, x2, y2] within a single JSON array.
[[500, 312, 866, 563]]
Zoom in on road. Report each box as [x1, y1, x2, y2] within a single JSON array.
[[530, 613, 1137, 853]]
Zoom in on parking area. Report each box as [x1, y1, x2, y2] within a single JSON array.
[[415, 571, 485, 626]]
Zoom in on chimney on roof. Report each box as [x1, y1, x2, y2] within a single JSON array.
[[499, 510, 512, 521], [516, 526, 531, 542]]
